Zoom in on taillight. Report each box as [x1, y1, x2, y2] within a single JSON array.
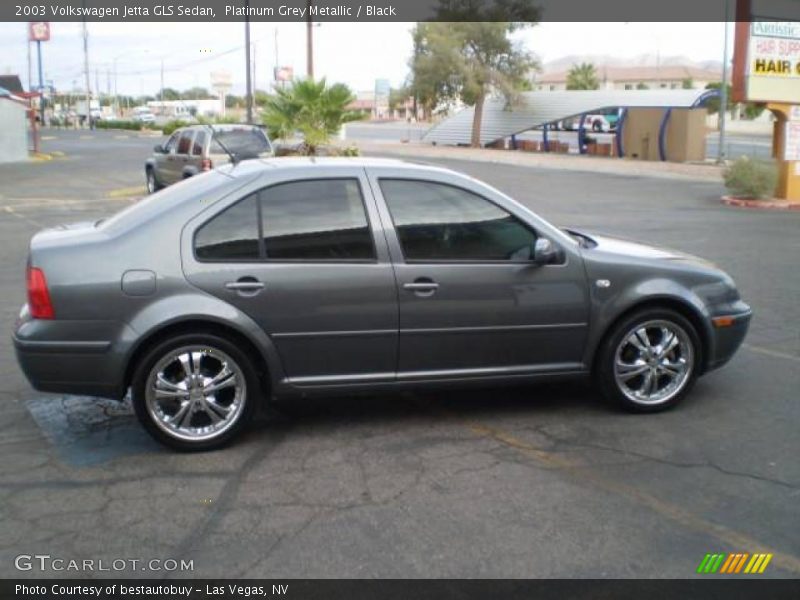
[[201, 158, 213, 171], [27, 266, 54, 319]]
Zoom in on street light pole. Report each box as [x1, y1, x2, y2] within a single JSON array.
[[718, 0, 731, 163], [245, 0, 253, 124]]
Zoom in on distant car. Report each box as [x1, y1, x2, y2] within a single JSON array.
[[132, 108, 156, 124], [145, 125, 274, 192], [14, 159, 751, 450], [556, 109, 620, 133]]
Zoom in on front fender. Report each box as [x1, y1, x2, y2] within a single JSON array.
[[583, 277, 713, 371]]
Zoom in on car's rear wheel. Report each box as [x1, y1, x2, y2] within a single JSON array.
[[592, 121, 603, 132], [145, 168, 162, 194], [595, 308, 700, 412], [131, 333, 258, 450]]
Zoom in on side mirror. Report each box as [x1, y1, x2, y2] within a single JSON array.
[[532, 238, 558, 265], [153, 144, 165, 153]]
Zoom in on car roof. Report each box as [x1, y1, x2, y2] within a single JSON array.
[[215, 157, 454, 178]]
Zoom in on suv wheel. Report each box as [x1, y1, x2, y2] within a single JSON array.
[[595, 308, 700, 412], [131, 333, 259, 450], [145, 168, 162, 194], [592, 121, 603, 133]]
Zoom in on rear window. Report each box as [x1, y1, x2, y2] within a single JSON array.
[[98, 171, 244, 233], [210, 128, 272, 159]]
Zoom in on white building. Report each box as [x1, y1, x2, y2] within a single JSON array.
[[0, 87, 29, 163], [146, 98, 223, 119], [534, 65, 721, 92]]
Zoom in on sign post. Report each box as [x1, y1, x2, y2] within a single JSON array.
[[28, 21, 50, 125], [732, 1, 800, 200]]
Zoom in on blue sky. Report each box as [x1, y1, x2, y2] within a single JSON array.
[[0, 21, 729, 96]]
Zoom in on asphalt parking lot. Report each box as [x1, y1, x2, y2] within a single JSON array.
[[0, 129, 798, 578]]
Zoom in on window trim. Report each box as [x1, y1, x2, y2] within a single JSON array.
[[378, 177, 540, 265], [193, 177, 379, 264]]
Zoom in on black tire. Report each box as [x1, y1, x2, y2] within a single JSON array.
[[131, 333, 260, 451], [145, 168, 163, 194], [594, 308, 701, 413], [592, 121, 603, 133]]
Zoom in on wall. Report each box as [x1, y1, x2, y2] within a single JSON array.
[[0, 98, 28, 163], [622, 107, 706, 162]]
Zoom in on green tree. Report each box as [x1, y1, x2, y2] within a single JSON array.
[[566, 63, 599, 90], [181, 87, 213, 100], [262, 78, 360, 154], [409, 21, 538, 147], [681, 78, 694, 89], [704, 82, 733, 115], [254, 90, 271, 108], [158, 87, 181, 101], [636, 82, 650, 90]]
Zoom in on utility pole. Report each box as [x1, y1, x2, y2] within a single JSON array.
[[27, 34, 32, 92], [306, 0, 314, 79], [718, 0, 731, 163], [245, 0, 253, 124], [82, 13, 91, 126]]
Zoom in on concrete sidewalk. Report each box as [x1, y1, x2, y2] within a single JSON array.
[[356, 140, 726, 183]]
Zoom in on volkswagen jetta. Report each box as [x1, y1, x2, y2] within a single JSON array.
[[14, 159, 751, 450]]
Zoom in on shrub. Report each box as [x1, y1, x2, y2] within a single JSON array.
[[162, 119, 191, 135], [96, 120, 145, 131], [723, 157, 777, 200]]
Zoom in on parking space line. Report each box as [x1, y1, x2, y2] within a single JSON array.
[[455, 417, 800, 574], [743, 344, 800, 362], [2, 206, 46, 228]]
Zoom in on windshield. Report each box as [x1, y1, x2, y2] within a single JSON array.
[[210, 128, 272, 158]]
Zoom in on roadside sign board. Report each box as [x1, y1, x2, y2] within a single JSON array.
[[28, 21, 50, 42], [743, 21, 800, 103], [732, 0, 800, 104]]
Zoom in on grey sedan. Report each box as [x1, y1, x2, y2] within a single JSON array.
[[13, 159, 751, 450]]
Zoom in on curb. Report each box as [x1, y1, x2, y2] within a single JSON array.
[[721, 195, 800, 211]]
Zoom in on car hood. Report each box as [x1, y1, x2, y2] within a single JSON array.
[[570, 229, 714, 265]]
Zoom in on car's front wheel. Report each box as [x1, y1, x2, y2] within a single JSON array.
[[596, 308, 701, 412], [131, 333, 259, 450]]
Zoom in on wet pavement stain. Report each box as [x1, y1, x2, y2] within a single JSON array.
[[25, 394, 162, 466]]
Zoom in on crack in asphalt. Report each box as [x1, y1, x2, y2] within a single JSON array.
[[171, 423, 293, 564]]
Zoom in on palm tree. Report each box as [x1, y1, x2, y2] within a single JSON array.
[[566, 63, 600, 90], [262, 79, 360, 155]]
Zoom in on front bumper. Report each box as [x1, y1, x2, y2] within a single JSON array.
[[706, 303, 752, 372]]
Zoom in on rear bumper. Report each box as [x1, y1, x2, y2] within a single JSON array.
[[13, 308, 132, 399], [706, 304, 752, 372]]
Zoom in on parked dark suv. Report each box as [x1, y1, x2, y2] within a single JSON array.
[[145, 124, 273, 192], [14, 159, 751, 450]]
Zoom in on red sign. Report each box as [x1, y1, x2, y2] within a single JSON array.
[[28, 22, 50, 42]]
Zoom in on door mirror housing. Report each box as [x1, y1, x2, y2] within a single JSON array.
[[532, 238, 558, 265], [153, 144, 165, 153]]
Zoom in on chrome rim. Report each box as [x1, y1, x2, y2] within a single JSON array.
[[145, 345, 246, 442], [613, 320, 693, 405]]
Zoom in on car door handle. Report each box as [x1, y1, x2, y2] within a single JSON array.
[[403, 282, 439, 291], [225, 279, 265, 292], [403, 279, 439, 297]]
